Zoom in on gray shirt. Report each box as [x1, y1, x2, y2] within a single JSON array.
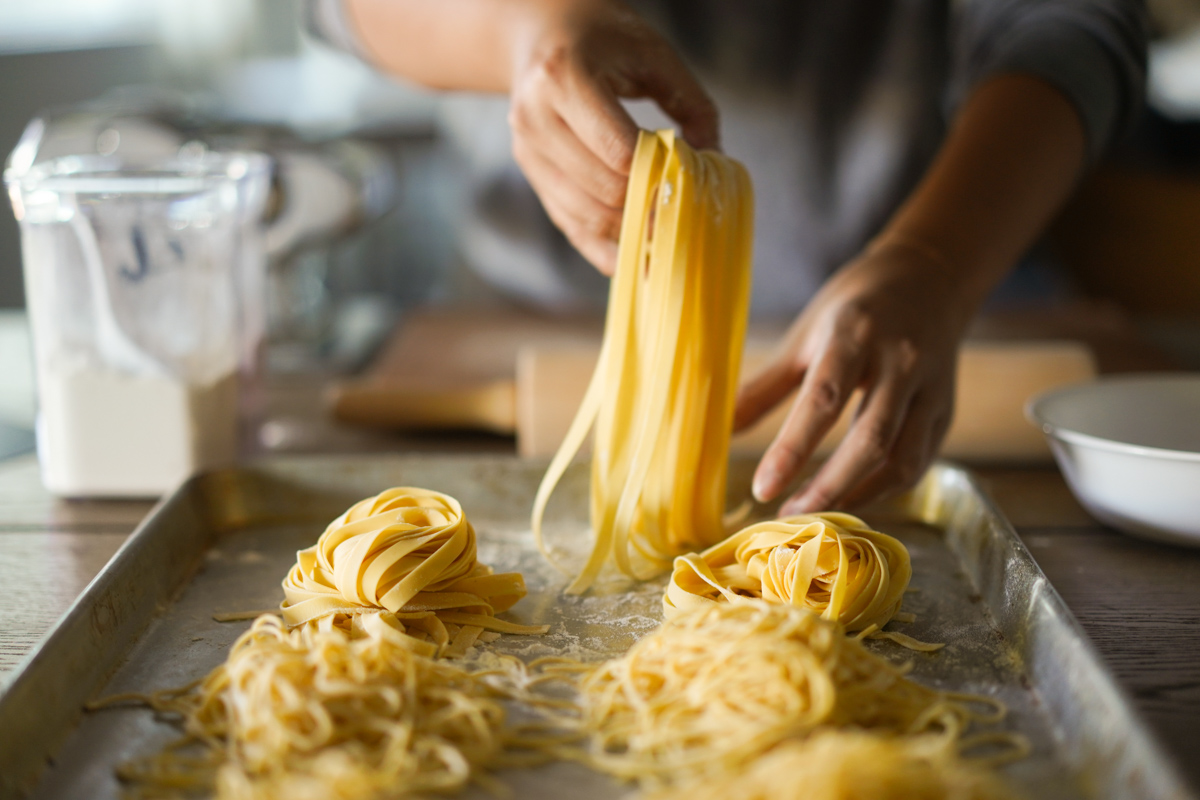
[[309, 0, 1147, 317]]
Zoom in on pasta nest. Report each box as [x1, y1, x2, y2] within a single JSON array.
[[582, 600, 990, 784], [664, 512, 911, 633], [281, 487, 545, 655]]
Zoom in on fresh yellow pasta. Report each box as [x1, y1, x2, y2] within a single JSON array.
[[92, 488, 571, 799], [532, 129, 754, 593], [580, 600, 1012, 785], [96, 614, 565, 800], [281, 487, 547, 656], [664, 512, 911, 633], [643, 729, 1022, 800]]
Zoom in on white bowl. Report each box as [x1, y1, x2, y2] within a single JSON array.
[[1026, 374, 1200, 547]]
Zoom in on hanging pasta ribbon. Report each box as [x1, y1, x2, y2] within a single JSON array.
[[664, 512, 914, 637], [282, 487, 547, 656], [532, 129, 754, 594]]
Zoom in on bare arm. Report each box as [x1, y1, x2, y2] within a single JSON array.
[[345, 0, 526, 92], [740, 73, 1088, 512], [885, 73, 1087, 317]]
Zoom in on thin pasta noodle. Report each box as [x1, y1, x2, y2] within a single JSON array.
[[663, 512, 914, 634], [92, 480, 1030, 799], [531, 129, 754, 594], [579, 600, 1018, 785], [90, 488, 570, 799], [642, 729, 1022, 800], [93, 614, 571, 800], [281, 487, 547, 656]]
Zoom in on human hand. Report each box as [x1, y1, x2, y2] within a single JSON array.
[[507, 0, 719, 274], [735, 239, 978, 514]]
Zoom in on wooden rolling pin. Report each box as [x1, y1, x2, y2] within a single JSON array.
[[330, 379, 517, 435], [330, 340, 1096, 462]]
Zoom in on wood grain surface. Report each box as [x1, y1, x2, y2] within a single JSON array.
[[979, 467, 1200, 790], [1029, 527, 1200, 758], [0, 455, 150, 682], [0, 531, 127, 681]]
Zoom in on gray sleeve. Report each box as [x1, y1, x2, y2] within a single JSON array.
[[951, 0, 1149, 161], [303, 0, 372, 62]]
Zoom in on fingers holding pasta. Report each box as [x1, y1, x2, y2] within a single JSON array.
[[507, 0, 720, 274]]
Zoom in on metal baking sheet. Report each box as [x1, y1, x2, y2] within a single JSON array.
[[0, 455, 1192, 800]]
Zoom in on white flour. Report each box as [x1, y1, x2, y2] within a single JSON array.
[[37, 368, 239, 497]]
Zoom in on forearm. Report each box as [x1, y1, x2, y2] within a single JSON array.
[[344, 0, 558, 92], [878, 73, 1088, 319]]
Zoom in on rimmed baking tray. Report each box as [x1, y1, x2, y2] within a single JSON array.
[[0, 455, 1192, 799]]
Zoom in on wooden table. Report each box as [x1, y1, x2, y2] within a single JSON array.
[[2, 436, 1198, 790], [977, 468, 1200, 784]]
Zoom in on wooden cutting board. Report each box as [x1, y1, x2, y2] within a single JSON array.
[[330, 306, 1097, 462], [514, 341, 1095, 460]]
